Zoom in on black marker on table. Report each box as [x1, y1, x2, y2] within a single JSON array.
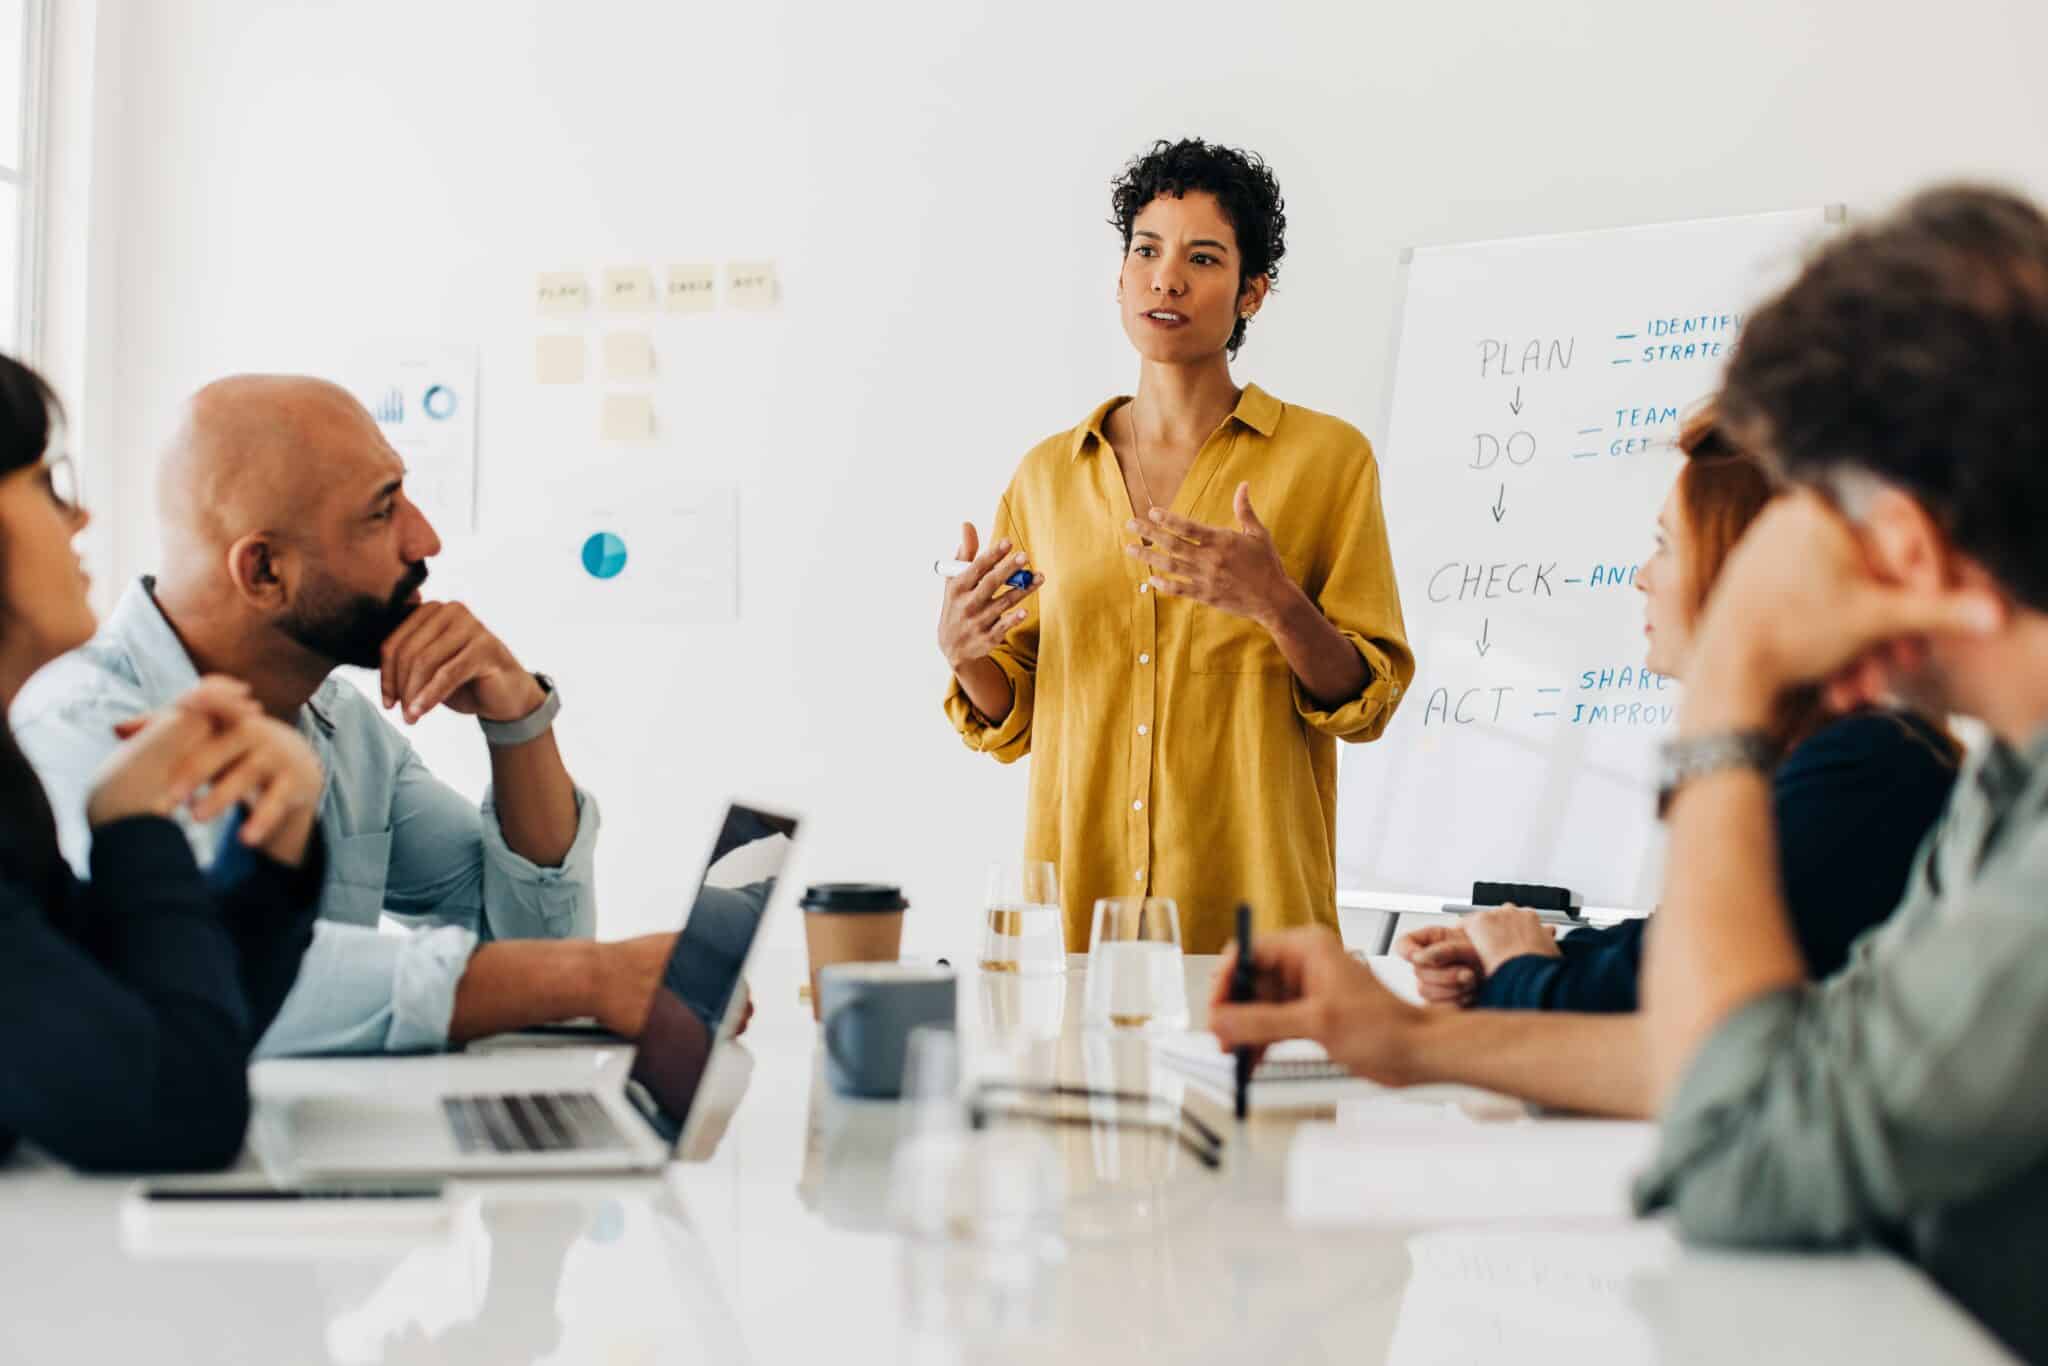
[[1231, 903, 1255, 1121]]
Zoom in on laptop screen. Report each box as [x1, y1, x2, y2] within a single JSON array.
[[625, 802, 797, 1147]]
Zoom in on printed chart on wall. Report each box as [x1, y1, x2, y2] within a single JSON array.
[[511, 485, 740, 626], [349, 343, 479, 534], [1338, 206, 1839, 913]]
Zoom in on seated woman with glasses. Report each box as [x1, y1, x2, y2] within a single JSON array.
[[0, 355, 327, 1171]]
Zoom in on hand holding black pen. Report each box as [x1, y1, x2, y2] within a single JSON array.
[[1231, 903, 1255, 1120], [1209, 927, 1425, 1090]]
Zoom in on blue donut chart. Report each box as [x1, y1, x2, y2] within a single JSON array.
[[581, 531, 628, 580], [421, 384, 458, 421]]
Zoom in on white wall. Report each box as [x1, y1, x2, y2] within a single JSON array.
[[69, 0, 2048, 956]]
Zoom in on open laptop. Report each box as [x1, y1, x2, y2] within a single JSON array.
[[267, 801, 798, 1177]]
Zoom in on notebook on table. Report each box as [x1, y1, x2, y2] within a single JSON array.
[[1152, 1031, 1368, 1110]]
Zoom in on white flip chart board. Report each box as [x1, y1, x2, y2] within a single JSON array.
[[1339, 206, 1841, 914]]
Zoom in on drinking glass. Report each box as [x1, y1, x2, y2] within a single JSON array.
[[978, 861, 1064, 977], [1082, 897, 1187, 1033], [900, 1023, 965, 1136]]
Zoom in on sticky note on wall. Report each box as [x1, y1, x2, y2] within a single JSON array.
[[602, 267, 657, 313], [725, 261, 781, 311], [602, 332, 654, 381], [665, 264, 717, 313], [601, 393, 654, 441], [536, 335, 585, 384], [536, 272, 589, 316]]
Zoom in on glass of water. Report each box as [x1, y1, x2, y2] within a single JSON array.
[[979, 861, 1065, 977], [1083, 897, 1187, 1033]]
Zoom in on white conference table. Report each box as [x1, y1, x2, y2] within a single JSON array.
[[1, 950, 2018, 1365]]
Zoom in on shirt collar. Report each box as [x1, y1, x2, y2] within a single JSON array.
[[109, 576, 203, 703], [112, 575, 338, 737], [1068, 383, 1282, 461], [1968, 726, 2048, 835]]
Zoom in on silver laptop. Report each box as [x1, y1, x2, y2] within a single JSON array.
[[270, 802, 798, 1177]]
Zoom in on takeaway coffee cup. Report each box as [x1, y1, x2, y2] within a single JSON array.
[[818, 962, 956, 1098], [801, 883, 908, 1021]]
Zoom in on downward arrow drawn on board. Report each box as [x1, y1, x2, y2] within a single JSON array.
[[1508, 385, 1524, 416], [1476, 619, 1493, 657], [1491, 485, 1507, 523]]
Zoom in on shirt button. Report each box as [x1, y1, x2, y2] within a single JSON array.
[[1139, 583, 1150, 593], [1138, 653, 1151, 665], [1132, 799, 1144, 812], [1137, 724, 1149, 736], [1134, 869, 1144, 881]]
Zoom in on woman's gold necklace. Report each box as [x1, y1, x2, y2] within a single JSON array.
[[1126, 403, 1161, 515]]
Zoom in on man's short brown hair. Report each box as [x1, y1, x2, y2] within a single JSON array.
[[1722, 184, 2048, 609]]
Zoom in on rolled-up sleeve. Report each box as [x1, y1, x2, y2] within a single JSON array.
[[479, 783, 600, 940], [1292, 451, 1413, 742], [943, 494, 1039, 764], [381, 739, 598, 943], [944, 649, 1035, 761], [254, 920, 477, 1057], [1634, 901, 2048, 1246]]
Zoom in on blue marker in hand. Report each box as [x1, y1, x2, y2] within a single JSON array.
[[933, 558, 1035, 592]]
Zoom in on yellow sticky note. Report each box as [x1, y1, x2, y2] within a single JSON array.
[[601, 393, 654, 441], [725, 260, 781, 311], [536, 335, 585, 384], [665, 264, 718, 313], [536, 272, 588, 317], [601, 332, 654, 381], [602, 267, 656, 313]]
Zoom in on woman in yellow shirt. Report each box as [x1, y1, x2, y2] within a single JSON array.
[[938, 138, 1414, 954]]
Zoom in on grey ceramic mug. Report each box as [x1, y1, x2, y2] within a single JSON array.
[[819, 963, 957, 1098]]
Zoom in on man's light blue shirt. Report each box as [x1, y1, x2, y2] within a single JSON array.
[[10, 578, 600, 1056]]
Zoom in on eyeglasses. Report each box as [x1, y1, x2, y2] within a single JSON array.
[[967, 1080, 1225, 1169], [41, 454, 78, 516]]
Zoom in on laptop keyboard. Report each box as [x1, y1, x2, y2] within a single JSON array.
[[442, 1091, 630, 1155]]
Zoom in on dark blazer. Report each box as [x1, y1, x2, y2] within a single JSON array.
[[0, 814, 321, 1171], [1474, 711, 1957, 1012]]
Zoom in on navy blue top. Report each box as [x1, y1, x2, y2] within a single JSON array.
[[1473, 710, 1958, 1013], [0, 815, 321, 1171]]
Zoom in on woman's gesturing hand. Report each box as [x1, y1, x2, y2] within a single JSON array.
[[937, 521, 1044, 670]]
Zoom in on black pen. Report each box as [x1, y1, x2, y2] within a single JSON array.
[[1231, 903, 1255, 1121]]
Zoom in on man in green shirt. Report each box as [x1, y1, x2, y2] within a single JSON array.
[[1209, 183, 2048, 1361]]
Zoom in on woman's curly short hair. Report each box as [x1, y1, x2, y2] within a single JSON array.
[[1110, 138, 1287, 355]]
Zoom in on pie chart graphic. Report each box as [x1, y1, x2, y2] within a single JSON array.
[[580, 531, 628, 580]]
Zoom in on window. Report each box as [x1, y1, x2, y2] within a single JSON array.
[[0, 0, 42, 357]]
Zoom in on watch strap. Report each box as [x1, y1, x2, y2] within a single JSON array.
[[1656, 729, 1777, 818], [479, 673, 560, 748]]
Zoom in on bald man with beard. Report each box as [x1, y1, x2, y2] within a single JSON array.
[[14, 375, 673, 1055]]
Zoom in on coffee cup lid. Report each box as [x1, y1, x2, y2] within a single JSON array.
[[801, 882, 907, 913]]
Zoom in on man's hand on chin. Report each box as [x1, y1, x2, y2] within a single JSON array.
[[378, 602, 543, 725]]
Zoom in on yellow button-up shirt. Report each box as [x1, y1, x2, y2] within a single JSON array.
[[946, 384, 1414, 953]]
